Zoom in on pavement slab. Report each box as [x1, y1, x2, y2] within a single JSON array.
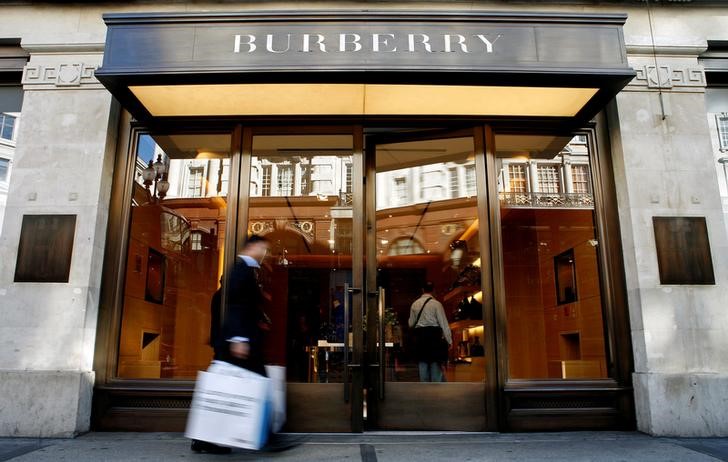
[[0, 431, 726, 462]]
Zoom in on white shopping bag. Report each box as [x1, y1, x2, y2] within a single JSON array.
[[264, 365, 286, 433], [185, 362, 271, 450]]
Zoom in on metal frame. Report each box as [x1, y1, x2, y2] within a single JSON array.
[[93, 116, 634, 432], [365, 126, 492, 431], [487, 120, 635, 431], [239, 124, 365, 432]]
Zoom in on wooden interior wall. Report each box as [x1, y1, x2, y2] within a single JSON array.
[[502, 207, 607, 379], [118, 204, 225, 379]]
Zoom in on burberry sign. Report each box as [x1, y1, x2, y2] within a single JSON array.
[[98, 13, 629, 74], [233, 32, 502, 54]]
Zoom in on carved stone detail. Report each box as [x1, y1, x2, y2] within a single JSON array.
[[22, 63, 101, 89], [629, 65, 706, 91], [249, 220, 275, 235]]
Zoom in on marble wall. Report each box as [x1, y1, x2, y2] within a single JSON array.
[[0, 49, 118, 436], [610, 54, 728, 436]]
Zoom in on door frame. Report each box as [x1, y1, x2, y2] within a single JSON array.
[[363, 126, 498, 431], [238, 125, 366, 432]]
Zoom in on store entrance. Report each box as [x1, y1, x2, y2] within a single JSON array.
[[364, 130, 492, 430], [240, 127, 493, 432]]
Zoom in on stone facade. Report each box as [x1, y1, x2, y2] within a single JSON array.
[[0, 1, 727, 437], [611, 50, 728, 436], [0, 48, 118, 436]]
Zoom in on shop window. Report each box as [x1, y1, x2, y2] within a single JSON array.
[[247, 134, 354, 383], [117, 132, 231, 379], [375, 136, 485, 383], [496, 133, 607, 380]]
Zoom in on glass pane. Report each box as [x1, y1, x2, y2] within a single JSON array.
[[495, 133, 608, 379], [1, 114, 16, 141], [248, 134, 354, 383], [0, 158, 8, 182], [376, 137, 485, 383], [117, 132, 231, 379]]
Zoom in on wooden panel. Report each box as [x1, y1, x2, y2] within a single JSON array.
[[94, 382, 351, 432], [14, 214, 76, 282], [377, 383, 486, 431], [504, 384, 633, 431], [285, 383, 351, 432], [653, 217, 715, 285]]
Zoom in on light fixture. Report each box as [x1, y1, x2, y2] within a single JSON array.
[[142, 153, 169, 203]]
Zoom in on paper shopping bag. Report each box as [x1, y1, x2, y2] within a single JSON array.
[[185, 366, 271, 450], [264, 365, 286, 433]]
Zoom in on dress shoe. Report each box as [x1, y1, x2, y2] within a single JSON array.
[[190, 439, 232, 454]]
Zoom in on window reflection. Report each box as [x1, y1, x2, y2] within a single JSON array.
[[496, 134, 608, 380], [247, 135, 355, 383], [117, 133, 231, 379], [375, 137, 485, 383]]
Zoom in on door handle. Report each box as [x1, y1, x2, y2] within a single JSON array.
[[344, 283, 351, 403], [343, 284, 362, 403], [377, 286, 386, 400]]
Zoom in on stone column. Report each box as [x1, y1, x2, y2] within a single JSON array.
[[0, 46, 118, 437], [528, 160, 539, 193], [609, 53, 728, 436], [563, 159, 574, 194]]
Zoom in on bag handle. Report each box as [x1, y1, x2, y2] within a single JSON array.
[[413, 297, 432, 328]]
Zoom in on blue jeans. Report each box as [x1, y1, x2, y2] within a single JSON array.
[[418, 361, 443, 382]]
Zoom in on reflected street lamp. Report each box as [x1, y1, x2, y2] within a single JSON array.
[[142, 154, 169, 202], [719, 156, 728, 192]]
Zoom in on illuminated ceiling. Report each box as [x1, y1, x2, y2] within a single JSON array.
[[130, 84, 598, 118]]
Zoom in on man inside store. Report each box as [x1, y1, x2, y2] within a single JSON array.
[[408, 281, 453, 382]]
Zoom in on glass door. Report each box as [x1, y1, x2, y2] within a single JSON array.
[[365, 130, 492, 430], [239, 128, 365, 432]]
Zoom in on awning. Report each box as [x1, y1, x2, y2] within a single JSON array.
[[95, 10, 635, 123], [0, 41, 29, 85]]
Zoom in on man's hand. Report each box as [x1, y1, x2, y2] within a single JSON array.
[[230, 341, 250, 359]]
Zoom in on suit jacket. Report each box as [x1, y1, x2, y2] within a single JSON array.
[[211, 256, 266, 375]]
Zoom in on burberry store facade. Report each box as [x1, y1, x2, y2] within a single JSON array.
[[1, 2, 727, 438]]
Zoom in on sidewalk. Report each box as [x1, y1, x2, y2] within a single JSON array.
[[2, 431, 728, 461]]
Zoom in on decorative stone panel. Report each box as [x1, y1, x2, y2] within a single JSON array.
[[22, 63, 102, 89], [627, 64, 706, 92]]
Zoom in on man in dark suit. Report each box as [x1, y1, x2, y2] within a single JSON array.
[[213, 234, 270, 376], [192, 235, 270, 455]]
